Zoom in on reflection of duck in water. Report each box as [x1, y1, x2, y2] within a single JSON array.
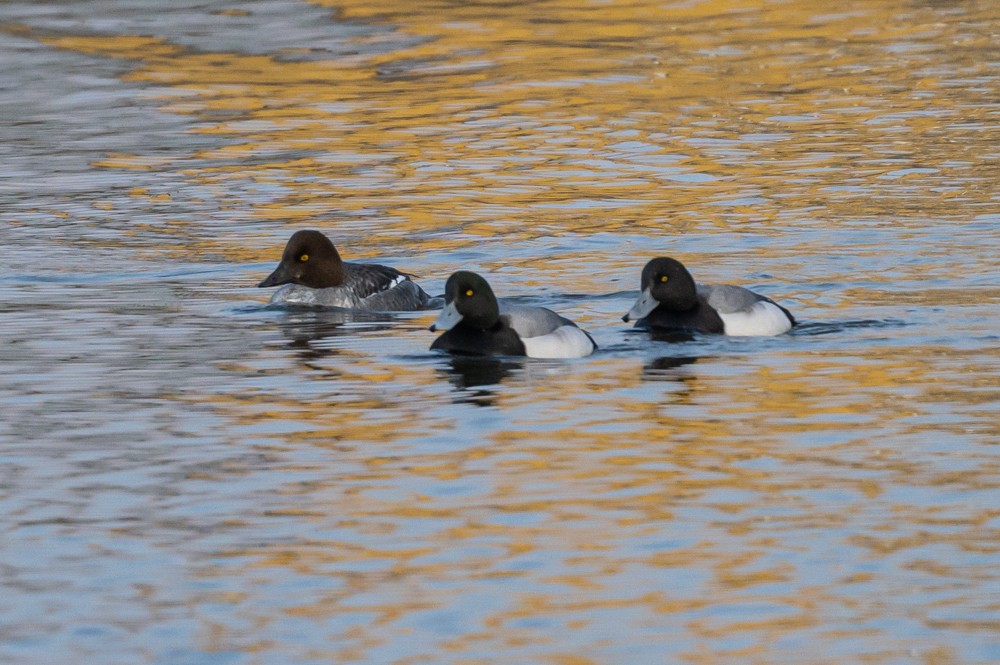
[[276, 308, 398, 350], [429, 271, 597, 358], [277, 309, 400, 365], [624, 257, 795, 336], [641, 355, 702, 405], [439, 355, 524, 407], [259, 230, 429, 310], [642, 355, 701, 380]]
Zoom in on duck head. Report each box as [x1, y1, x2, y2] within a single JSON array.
[[623, 257, 699, 322], [430, 271, 501, 332], [258, 230, 345, 289]]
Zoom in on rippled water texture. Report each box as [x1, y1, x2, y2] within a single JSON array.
[[2, 0, 999, 663]]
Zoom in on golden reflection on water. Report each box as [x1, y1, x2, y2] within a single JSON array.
[[29, 0, 998, 270], [186, 343, 1000, 660], [15, 0, 1000, 661]]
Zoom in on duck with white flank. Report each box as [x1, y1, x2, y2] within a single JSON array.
[[623, 257, 795, 336], [430, 271, 596, 358], [258, 230, 429, 310]]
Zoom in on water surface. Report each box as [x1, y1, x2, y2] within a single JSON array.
[[1, 0, 999, 663]]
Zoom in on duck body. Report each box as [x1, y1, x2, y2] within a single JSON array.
[[259, 230, 429, 311], [624, 257, 795, 336], [430, 271, 596, 359], [430, 308, 527, 356], [269, 264, 428, 309]]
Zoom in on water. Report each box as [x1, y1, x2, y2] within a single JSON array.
[[2, 0, 999, 663]]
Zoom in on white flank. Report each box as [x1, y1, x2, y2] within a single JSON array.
[[271, 284, 358, 308], [718, 300, 792, 336], [521, 325, 595, 359]]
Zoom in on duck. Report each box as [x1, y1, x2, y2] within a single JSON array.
[[258, 230, 429, 310], [429, 271, 597, 358], [623, 257, 795, 336]]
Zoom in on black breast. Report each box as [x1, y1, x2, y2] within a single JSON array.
[[431, 322, 527, 357], [641, 302, 725, 334]]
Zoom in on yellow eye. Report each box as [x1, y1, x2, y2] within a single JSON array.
[[660, 275, 668, 283], [299, 254, 309, 262], [465, 289, 474, 297]]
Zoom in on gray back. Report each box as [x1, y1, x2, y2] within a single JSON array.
[[698, 283, 767, 314], [499, 303, 571, 338]]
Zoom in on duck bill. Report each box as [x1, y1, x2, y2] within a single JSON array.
[[258, 262, 293, 288], [623, 288, 657, 322], [429, 301, 463, 332]]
